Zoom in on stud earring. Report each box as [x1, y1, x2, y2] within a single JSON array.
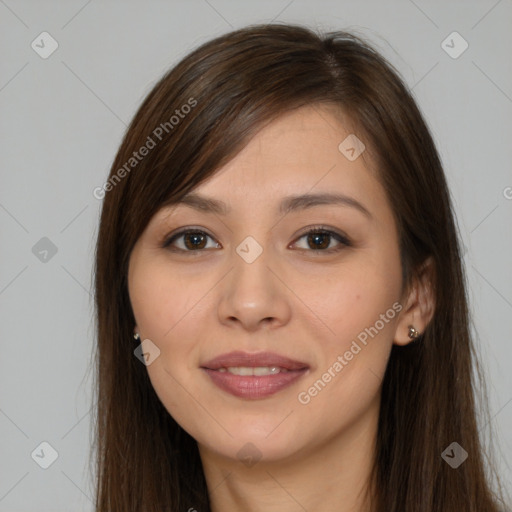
[[408, 325, 420, 340], [134, 332, 140, 341]]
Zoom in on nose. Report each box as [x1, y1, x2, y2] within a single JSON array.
[[216, 245, 292, 332]]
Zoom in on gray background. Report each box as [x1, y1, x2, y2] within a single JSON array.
[[1, 0, 511, 510]]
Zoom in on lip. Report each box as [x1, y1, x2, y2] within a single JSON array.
[[201, 351, 309, 371], [200, 351, 310, 400]]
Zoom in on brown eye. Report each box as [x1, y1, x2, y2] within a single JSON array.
[[293, 227, 351, 253], [163, 226, 350, 254], [182, 232, 208, 250], [306, 231, 331, 250], [163, 230, 220, 252]]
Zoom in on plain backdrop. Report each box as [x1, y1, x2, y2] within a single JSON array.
[[0, 1, 511, 510]]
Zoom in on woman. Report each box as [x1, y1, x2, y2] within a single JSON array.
[[91, 23, 509, 511]]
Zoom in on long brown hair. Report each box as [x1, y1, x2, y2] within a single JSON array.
[[91, 22, 508, 511]]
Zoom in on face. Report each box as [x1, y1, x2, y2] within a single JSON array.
[[128, 104, 407, 465]]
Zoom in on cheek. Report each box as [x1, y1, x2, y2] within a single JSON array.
[[129, 258, 208, 427], [130, 257, 202, 341], [129, 256, 215, 412], [306, 247, 403, 382], [291, 271, 401, 443]]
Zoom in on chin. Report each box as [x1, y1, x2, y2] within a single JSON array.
[[198, 434, 303, 466], [201, 413, 316, 460]]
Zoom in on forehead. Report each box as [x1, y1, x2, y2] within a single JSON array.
[[144, 104, 396, 238], [171, 105, 382, 211]]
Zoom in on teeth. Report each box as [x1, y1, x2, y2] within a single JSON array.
[[217, 366, 288, 376]]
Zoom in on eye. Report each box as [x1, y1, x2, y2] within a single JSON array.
[[292, 226, 351, 254], [162, 225, 351, 254], [163, 228, 220, 252]]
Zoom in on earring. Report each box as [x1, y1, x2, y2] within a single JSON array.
[[408, 325, 420, 340], [134, 332, 140, 341]]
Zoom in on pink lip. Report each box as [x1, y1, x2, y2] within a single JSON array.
[[201, 351, 309, 371], [200, 351, 309, 400]]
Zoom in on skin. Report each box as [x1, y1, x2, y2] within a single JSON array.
[[128, 104, 435, 512]]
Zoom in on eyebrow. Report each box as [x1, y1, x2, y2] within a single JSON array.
[[169, 191, 372, 219]]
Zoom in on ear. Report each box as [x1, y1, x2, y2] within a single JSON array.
[[394, 256, 435, 346]]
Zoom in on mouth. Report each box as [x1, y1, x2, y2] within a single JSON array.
[[200, 351, 309, 399]]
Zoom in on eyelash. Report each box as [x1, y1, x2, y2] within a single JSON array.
[[162, 225, 351, 255]]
